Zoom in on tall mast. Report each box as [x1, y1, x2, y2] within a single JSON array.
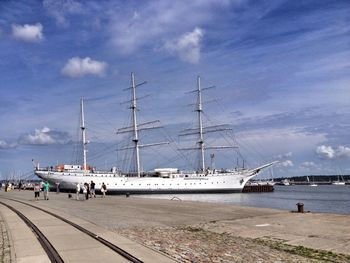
[[178, 77, 237, 172], [196, 76, 205, 172], [80, 98, 87, 171], [131, 73, 141, 177], [117, 73, 169, 176]]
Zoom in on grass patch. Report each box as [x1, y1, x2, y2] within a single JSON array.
[[254, 237, 350, 263]]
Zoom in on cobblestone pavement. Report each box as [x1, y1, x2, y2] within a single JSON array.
[[0, 211, 11, 263], [116, 225, 348, 263]]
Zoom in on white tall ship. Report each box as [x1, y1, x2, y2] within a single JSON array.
[[35, 73, 275, 194]]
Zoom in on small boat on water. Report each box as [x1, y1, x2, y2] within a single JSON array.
[[307, 176, 318, 187], [281, 179, 290, 186], [332, 175, 345, 185], [34, 73, 275, 194]]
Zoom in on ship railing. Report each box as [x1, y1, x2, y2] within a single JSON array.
[[35, 167, 50, 171], [91, 170, 120, 174]]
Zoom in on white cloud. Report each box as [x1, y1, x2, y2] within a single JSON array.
[[108, 1, 230, 54], [277, 160, 294, 167], [43, 0, 83, 27], [0, 140, 16, 149], [316, 145, 335, 159], [300, 161, 318, 170], [19, 127, 70, 145], [275, 152, 292, 159], [61, 57, 108, 78], [336, 145, 350, 158], [164, 27, 204, 63], [12, 23, 44, 42], [316, 145, 350, 159]]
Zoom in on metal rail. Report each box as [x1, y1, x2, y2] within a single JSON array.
[[1, 197, 144, 263], [0, 201, 64, 263]]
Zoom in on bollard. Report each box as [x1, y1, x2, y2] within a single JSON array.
[[296, 202, 304, 213], [126, 192, 130, 198]]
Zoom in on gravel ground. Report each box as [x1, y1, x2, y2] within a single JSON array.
[[116, 225, 337, 263]]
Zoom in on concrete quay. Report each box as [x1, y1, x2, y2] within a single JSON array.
[[1, 189, 349, 262]]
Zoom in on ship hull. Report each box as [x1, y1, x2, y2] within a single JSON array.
[[34, 170, 256, 194], [93, 188, 242, 194]]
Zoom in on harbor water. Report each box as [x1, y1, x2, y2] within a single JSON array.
[[137, 185, 350, 215]]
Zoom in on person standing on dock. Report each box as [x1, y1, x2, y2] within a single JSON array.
[[83, 183, 89, 200], [76, 183, 81, 200], [101, 182, 107, 198], [34, 183, 41, 201], [43, 181, 50, 200], [90, 180, 96, 198], [55, 182, 60, 194]]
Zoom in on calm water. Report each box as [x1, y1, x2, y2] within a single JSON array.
[[137, 185, 350, 215]]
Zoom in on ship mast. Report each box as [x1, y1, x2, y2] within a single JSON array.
[[117, 73, 169, 177], [179, 76, 237, 172], [131, 73, 141, 177], [80, 98, 88, 171], [197, 76, 205, 172]]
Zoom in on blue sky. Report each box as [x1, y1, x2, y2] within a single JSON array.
[[0, 0, 349, 179]]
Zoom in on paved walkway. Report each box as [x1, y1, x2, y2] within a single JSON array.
[[0, 209, 11, 263], [1, 189, 349, 262], [0, 191, 177, 262]]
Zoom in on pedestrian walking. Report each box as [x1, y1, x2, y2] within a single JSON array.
[[82, 183, 87, 200], [43, 181, 50, 200], [83, 183, 89, 200], [34, 183, 41, 200], [90, 181, 96, 198], [76, 183, 81, 200], [101, 182, 107, 198], [55, 182, 60, 194]]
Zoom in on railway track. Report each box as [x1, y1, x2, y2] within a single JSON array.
[[0, 197, 144, 263]]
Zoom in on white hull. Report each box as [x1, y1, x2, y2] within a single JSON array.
[[35, 169, 264, 194], [332, 181, 345, 185], [281, 179, 290, 186]]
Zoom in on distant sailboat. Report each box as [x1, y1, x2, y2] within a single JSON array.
[[332, 175, 345, 185], [307, 176, 317, 187]]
